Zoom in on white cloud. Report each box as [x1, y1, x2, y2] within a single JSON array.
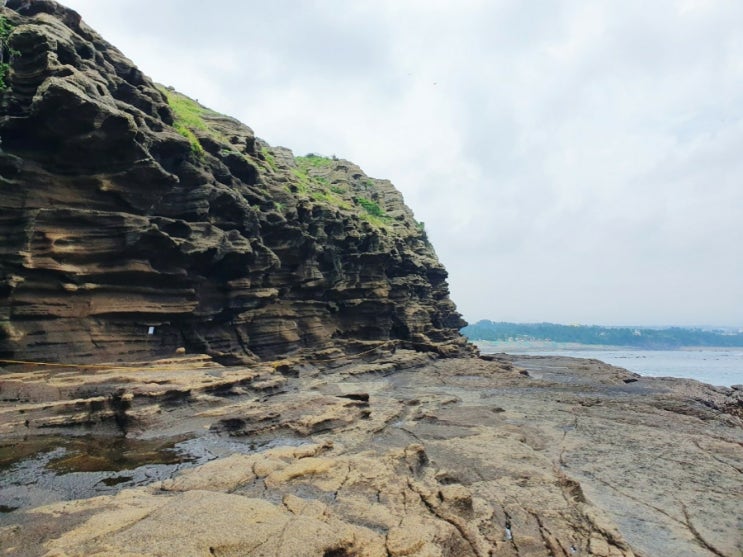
[[61, 0, 743, 326]]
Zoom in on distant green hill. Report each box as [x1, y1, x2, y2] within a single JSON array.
[[461, 321, 743, 349]]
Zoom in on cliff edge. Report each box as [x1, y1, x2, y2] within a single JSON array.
[[0, 0, 473, 364]]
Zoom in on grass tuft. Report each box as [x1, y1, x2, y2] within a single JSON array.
[[357, 197, 384, 217], [157, 85, 210, 156], [261, 146, 279, 171], [293, 154, 392, 228], [296, 154, 335, 169], [0, 15, 15, 90]]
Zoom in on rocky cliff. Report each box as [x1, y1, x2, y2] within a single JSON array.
[[0, 0, 472, 364]]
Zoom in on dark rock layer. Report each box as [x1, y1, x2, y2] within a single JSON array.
[[0, 1, 473, 364]]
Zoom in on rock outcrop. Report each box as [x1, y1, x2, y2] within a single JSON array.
[[0, 0, 472, 365], [2, 354, 742, 556], [2, 5, 741, 557]]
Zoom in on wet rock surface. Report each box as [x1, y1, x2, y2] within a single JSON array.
[[1, 353, 741, 556]]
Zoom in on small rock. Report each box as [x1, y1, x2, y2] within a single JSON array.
[[404, 444, 429, 475], [439, 484, 473, 518], [264, 457, 335, 487]]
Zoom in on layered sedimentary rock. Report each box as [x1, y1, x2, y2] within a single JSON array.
[[0, 0, 471, 364]]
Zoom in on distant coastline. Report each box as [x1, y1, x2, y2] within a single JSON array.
[[472, 339, 743, 387], [462, 321, 743, 349], [471, 340, 743, 353]]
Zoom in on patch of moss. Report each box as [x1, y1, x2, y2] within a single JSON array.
[[359, 212, 390, 228], [0, 63, 8, 90], [357, 197, 384, 217], [0, 15, 15, 91], [174, 122, 204, 156], [290, 162, 353, 211], [290, 168, 312, 195], [296, 154, 335, 169], [159, 87, 209, 131], [311, 189, 352, 210], [261, 146, 279, 171], [0, 16, 11, 40], [157, 85, 211, 156], [356, 197, 392, 228], [293, 154, 390, 227]]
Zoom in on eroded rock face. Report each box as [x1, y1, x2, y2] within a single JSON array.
[[0, 0, 472, 364]]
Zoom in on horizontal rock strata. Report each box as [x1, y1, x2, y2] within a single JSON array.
[[0, 0, 472, 365]]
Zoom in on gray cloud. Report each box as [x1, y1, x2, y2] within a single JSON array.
[[63, 0, 743, 326]]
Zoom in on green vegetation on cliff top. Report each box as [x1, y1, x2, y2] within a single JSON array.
[[157, 86, 209, 156], [296, 153, 336, 168], [462, 321, 743, 349], [157, 88, 395, 230], [294, 154, 391, 228]]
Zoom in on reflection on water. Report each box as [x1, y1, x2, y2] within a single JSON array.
[[0, 435, 194, 474], [0, 433, 310, 517], [0, 435, 197, 516], [44, 436, 190, 474]]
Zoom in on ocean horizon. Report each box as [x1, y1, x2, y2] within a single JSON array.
[[474, 341, 743, 387]]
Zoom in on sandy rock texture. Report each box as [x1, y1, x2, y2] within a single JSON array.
[[1, 352, 741, 556], [0, 0, 470, 365]]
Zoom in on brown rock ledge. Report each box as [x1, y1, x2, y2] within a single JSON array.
[[1, 353, 741, 556]]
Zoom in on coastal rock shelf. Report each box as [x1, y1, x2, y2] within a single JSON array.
[[1, 353, 741, 556], [2, 3, 742, 557], [0, 0, 471, 365]]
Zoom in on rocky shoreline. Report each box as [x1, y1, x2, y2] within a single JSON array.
[[1, 352, 741, 556], [3, 3, 740, 556]]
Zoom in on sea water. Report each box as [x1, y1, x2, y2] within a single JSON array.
[[474, 341, 743, 387]]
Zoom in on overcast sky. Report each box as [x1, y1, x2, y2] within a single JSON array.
[[61, 0, 743, 327]]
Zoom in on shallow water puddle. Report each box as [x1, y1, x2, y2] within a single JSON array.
[[0, 435, 199, 515], [0, 434, 311, 516], [0, 435, 195, 474], [44, 436, 191, 474]]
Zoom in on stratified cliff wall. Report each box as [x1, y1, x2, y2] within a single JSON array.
[[0, 0, 472, 364]]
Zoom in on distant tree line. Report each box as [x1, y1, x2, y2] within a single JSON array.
[[461, 321, 743, 349]]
